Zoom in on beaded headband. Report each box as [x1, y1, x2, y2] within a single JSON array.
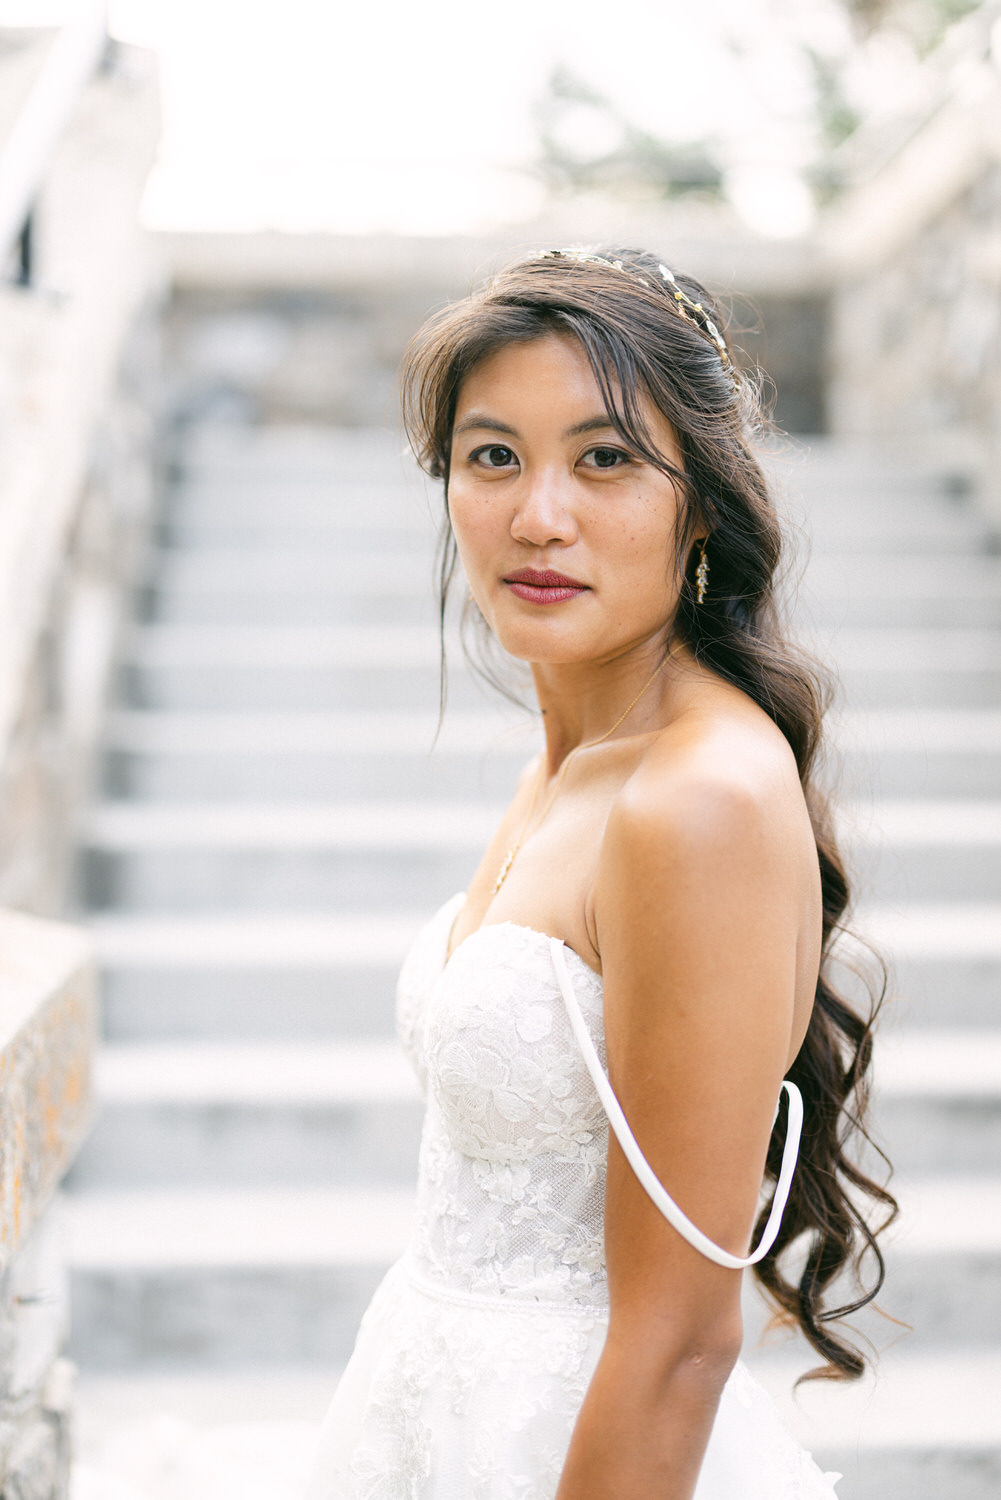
[[536, 247, 732, 371]]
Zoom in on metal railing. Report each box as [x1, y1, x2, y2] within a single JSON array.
[[0, 0, 109, 286]]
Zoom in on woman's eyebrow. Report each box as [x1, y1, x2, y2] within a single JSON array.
[[453, 414, 519, 437], [565, 416, 619, 437], [453, 414, 619, 438]]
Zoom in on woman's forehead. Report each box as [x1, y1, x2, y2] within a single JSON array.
[[453, 333, 680, 456]]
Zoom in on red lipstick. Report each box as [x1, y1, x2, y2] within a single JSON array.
[[504, 567, 589, 605]]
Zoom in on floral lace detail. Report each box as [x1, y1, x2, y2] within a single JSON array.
[[322, 1262, 604, 1500], [410, 920, 609, 1308], [306, 900, 841, 1499]]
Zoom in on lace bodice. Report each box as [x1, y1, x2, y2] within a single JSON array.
[[307, 895, 840, 1499], [396, 894, 612, 1310]]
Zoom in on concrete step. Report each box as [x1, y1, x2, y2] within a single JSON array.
[[67, 1041, 423, 1189], [63, 1028, 1001, 1190], [118, 624, 488, 712], [79, 801, 495, 910], [62, 1176, 1001, 1367], [752, 1350, 1001, 1500], [152, 577, 1001, 632], [86, 909, 432, 1040], [119, 652, 1001, 718], [862, 903, 1001, 1030], [830, 708, 1001, 798], [73, 1365, 325, 1500], [119, 621, 1001, 714], [78, 798, 1001, 911], [142, 564, 432, 633], [65, 1185, 414, 1369], [870, 1028, 1001, 1172], [99, 706, 1000, 803], [826, 628, 1001, 670], [805, 552, 1001, 588], [80, 900, 1001, 1040], [171, 423, 415, 477], [143, 542, 1001, 628], [159, 486, 989, 552], [100, 710, 534, 802], [848, 800, 1001, 902], [101, 739, 1001, 803], [174, 428, 945, 487], [97, 708, 528, 804], [72, 1354, 1001, 1500]]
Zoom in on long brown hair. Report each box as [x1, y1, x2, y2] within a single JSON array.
[[400, 246, 898, 1381]]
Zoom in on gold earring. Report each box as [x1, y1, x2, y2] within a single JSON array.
[[695, 542, 709, 605]]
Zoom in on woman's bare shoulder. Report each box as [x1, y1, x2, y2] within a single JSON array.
[[594, 689, 813, 931], [631, 690, 804, 831]]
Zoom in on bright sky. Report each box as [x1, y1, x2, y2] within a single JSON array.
[[0, 0, 932, 236]]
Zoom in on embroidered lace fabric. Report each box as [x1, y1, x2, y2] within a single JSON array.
[[305, 894, 842, 1499]]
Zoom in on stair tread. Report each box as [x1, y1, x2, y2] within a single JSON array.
[[861, 901, 1001, 955], [83, 797, 1001, 849], [73, 1353, 1001, 1450], [84, 800, 501, 847], [91, 1030, 1001, 1103], [86, 909, 436, 965], [752, 1349, 1001, 1448], [62, 1177, 1001, 1266], [95, 1039, 419, 1103], [123, 620, 1001, 668], [104, 705, 1001, 748], [65, 1185, 416, 1267], [84, 900, 1001, 966], [103, 708, 534, 754]]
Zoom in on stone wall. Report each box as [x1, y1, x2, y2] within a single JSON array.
[[0, 31, 160, 1498], [0, 38, 162, 913], [162, 209, 830, 433], [0, 912, 96, 1500], [825, 51, 1001, 519]]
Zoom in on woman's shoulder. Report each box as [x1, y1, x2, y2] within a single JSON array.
[[601, 687, 810, 889], [636, 685, 800, 814]]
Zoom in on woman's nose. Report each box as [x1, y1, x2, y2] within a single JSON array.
[[510, 472, 578, 547]]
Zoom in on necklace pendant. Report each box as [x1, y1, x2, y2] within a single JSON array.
[[493, 847, 516, 895]]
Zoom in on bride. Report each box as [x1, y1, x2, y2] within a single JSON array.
[[305, 247, 897, 1499]]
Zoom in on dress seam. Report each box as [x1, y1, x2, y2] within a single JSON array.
[[402, 1255, 610, 1321]]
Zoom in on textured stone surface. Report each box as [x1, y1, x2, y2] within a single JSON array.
[[0, 906, 94, 1500], [0, 914, 95, 1275], [0, 41, 161, 917], [827, 63, 1001, 517]]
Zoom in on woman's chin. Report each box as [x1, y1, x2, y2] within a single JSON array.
[[489, 624, 599, 667]]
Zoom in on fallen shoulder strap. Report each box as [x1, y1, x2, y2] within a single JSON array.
[[550, 937, 803, 1270]]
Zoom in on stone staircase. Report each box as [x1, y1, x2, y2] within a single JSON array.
[[64, 422, 1001, 1498]]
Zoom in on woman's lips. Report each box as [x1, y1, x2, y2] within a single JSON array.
[[504, 568, 589, 605]]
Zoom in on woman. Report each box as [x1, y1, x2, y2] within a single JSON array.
[[305, 247, 897, 1499]]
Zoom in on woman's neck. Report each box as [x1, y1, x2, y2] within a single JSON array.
[[530, 638, 681, 776]]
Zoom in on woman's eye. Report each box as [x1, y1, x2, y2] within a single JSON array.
[[472, 445, 516, 468], [582, 446, 629, 470]]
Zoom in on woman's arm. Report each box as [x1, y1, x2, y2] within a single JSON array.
[[555, 744, 815, 1499]]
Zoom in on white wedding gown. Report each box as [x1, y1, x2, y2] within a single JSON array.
[[305, 893, 842, 1499]]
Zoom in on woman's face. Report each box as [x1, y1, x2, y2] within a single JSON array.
[[447, 333, 690, 668]]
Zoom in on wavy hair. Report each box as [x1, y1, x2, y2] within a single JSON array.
[[400, 246, 899, 1381]]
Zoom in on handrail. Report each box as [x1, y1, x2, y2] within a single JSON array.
[[0, 0, 108, 281]]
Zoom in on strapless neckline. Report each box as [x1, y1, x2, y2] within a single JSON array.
[[441, 893, 602, 983]]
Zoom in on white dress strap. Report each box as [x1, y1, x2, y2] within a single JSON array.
[[550, 938, 804, 1271]]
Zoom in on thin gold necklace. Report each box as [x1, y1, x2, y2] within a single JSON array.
[[492, 654, 669, 896]]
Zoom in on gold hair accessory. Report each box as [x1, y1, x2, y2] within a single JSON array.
[[537, 248, 732, 370], [656, 265, 730, 365], [492, 653, 669, 896]]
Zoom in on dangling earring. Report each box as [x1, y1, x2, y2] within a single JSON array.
[[695, 541, 709, 605]]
